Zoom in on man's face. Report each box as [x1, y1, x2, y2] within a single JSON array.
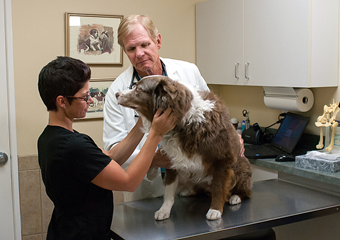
[[123, 23, 162, 76]]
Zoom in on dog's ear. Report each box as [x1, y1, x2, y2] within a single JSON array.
[[153, 79, 178, 112], [156, 79, 178, 99]]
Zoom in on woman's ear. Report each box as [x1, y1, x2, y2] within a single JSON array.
[[56, 95, 66, 108]]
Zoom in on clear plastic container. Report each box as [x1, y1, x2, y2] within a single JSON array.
[[334, 126, 340, 147]]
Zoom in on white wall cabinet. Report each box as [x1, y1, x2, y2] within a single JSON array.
[[196, 0, 339, 87]]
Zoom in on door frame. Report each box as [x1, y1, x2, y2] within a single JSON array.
[[3, 0, 21, 238]]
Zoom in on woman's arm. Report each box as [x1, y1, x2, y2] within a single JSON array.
[[92, 108, 176, 191], [102, 117, 144, 165]]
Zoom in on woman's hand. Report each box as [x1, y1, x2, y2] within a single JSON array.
[[150, 108, 177, 137]]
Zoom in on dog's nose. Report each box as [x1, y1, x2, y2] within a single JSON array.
[[115, 92, 121, 99]]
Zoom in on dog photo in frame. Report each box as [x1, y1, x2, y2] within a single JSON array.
[[65, 13, 123, 65]]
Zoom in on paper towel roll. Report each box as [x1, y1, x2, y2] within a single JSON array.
[[263, 87, 314, 112]]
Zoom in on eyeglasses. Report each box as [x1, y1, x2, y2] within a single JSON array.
[[65, 93, 91, 103]]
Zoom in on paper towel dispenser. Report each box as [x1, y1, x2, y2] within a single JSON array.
[[263, 87, 314, 112]]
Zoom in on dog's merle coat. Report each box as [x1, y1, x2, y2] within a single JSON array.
[[116, 76, 252, 220]]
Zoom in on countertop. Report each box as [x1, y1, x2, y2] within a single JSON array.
[[111, 179, 340, 240], [249, 158, 340, 187]]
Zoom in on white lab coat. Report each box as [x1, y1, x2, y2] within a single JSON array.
[[103, 57, 209, 202]]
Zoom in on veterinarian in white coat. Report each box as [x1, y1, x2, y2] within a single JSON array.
[[103, 15, 209, 201]]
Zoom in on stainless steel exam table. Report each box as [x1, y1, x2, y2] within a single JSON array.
[[110, 179, 340, 240]]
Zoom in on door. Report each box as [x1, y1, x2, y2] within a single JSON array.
[[0, 0, 21, 239], [196, 0, 244, 85]]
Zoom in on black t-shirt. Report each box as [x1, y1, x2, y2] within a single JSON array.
[[38, 126, 113, 240]]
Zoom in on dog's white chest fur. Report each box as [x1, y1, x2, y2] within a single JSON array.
[[141, 89, 215, 182], [161, 134, 204, 172]]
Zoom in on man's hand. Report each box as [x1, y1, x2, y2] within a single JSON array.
[[239, 134, 245, 157], [150, 149, 174, 169]]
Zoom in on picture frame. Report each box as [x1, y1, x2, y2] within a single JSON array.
[[65, 13, 123, 65], [83, 77, 115, 119]]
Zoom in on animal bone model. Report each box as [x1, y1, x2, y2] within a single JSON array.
[[315, 100, 340, 153]]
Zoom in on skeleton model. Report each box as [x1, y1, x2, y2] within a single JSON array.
[[315, 100, 340, 153]]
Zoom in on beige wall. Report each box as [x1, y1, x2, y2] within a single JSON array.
[[11, 0, 340, 239], [209, 85, 339, 134], [12, 0, 206, 155], [12, 0, 339, 157], [12, 0, 340, 156]]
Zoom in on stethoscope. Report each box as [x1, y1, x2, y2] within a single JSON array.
[[129, 60, 168, 90], [129, 60, 168, 120]]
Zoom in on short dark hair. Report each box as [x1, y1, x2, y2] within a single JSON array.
[[38, 56, 91, 111]]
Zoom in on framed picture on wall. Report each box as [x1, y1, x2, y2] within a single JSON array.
[[65, 13, 123, 65], [82, 77, 115, 119]]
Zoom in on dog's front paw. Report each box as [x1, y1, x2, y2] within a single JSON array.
[[229, 195, 241, 205], [155, 209, 171, 221], [206, 209, 222, 220]]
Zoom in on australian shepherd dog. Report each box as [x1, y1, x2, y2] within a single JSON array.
[[115, 75, 252, 221]]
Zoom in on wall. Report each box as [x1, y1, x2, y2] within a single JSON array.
[[11, 0, 340, 156], [209, 85, 339, 135], [18, 155, 50, 240], [12, 0, 206, 239], [11, 0, 340, 239], [12, 0, 206, 156]]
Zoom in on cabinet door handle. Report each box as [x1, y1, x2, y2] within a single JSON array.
[[245, 63, 250, 80], [235, 63, 239, 79]]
